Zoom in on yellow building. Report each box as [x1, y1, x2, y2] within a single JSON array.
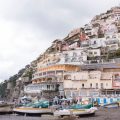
[[32, 64, 80, 84], [25, 64, 80, 98]]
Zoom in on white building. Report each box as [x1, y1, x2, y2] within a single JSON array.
[[60, 49, 87, 65], [24, 84, 56, 94], [88, 49, 101, 57], [89, 38, 106, 48]]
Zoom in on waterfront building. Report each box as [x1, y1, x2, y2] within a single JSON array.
[[25, 64, 80, 99], [64, 64, 120, 98]]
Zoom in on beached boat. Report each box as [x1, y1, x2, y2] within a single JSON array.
[[102, 102, 119, 108], [0, 102, 14, 114], [54, 107, 97, 117], [0, 106, 13, 114], [13, 107, 52, 116], [69, 103, 93, 109], [54, 103, 97, 117], [13, 100, 53, 116]]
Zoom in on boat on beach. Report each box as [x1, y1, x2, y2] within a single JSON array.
[[54, 107, 97, 117], [102, 102, 119, 108], [0, 106, 13, 114], [13, 107, 52, 116], [0, 102, 14, 114], [54, 103, 97, 117], [13, 100, 53, 116]]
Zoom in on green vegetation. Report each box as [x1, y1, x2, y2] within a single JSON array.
[[0, 80, 7, 98], [22, 68, 33, 80], [108, 48, 120, 59], [115, 48, 120, 57], [0, 67, 27, 99]]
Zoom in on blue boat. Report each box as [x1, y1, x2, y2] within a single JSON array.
[[103, 102, 119, 108]]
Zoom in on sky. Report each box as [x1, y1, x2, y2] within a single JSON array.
[[0, 0, 119, 82]]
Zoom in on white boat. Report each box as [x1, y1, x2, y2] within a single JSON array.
[[54, 107, 97, 117], [13, 107, 52, 116]]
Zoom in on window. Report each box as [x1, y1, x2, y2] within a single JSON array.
[[94, 41, 96, 44], [106, 36, 110, 39], [64, 53, 68, 58], [39, 73, 42, 76], [90, 83, 92, 88], [43, 72, 46, 75], [89, 52, 92, 55], [47, 85, 50, 89], [73, 52, 77, 57], [52, 85, 54, 89], [82, 83, 84, 88], [94, 52, 97, 54], [101, 83, 104, 89], [106, 83, 108, 86], [57, 47, 59, 51], [96, 83, 98, 89], [112, 35, 116, 38]]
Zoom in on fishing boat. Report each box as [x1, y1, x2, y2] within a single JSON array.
[[54, 107, 97, 117], [13, 107, 52, 116], [54, 103, 97, 117], [0, 102, 14, 114], [102, 102, 119, 108], [13, 100, 53, 116], [0, 106, 13, 114], [70, 103, 93, 109]]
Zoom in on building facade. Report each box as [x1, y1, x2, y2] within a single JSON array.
[[64, 65, 120, 98]]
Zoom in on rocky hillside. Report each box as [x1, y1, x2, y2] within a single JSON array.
[[0, 60, 37, 101]]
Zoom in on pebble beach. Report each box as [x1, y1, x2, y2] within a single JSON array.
[[0, 107, 120, 120]]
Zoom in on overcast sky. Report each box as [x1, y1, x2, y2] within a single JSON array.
[[0, 0, 119, 82]]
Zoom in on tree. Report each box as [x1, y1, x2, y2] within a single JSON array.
[[0, 81, 7, 98], [115, 48, 120, 57]]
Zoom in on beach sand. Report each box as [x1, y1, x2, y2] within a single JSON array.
[[0, 107, 120, 120]]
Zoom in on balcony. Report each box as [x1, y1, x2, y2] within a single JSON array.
[[71, 79, 87, 81], [24, 83, 58, 93]]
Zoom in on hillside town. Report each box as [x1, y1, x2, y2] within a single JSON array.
[[1, 5, 120, 120], [2, 6, 120, 101], [20, 6, 120, 100]]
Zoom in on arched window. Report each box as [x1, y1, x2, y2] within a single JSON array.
[[90, 83, 92, 88], [96, 83, 98, 89], [82, 83, 84, 88]]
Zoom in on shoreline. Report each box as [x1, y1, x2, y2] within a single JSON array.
[[0, 107, 120, 120]]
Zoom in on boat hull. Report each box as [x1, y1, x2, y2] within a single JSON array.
[[13, 107, 53, 116], [103, 102, 119, 108], [0, 106, 13, 114], [54, 107, 97, 117]]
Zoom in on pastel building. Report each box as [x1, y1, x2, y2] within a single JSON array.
[[89, 38, 106, 48], [25, 63, 80, 98], [64, 64, 120, 98], [60, 49, 87, 65]]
